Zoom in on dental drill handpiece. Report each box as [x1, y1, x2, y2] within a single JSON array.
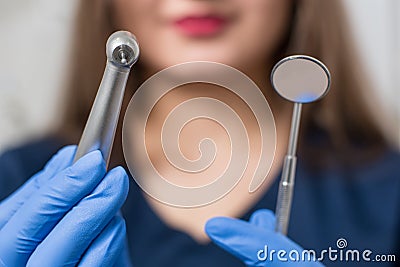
[[73, 31, 140, 167]]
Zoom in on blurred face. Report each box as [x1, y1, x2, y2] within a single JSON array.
[[112, 0, 292, 75]]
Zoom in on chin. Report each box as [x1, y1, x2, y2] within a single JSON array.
[[167, 51, 241, 67], [141, 47, 248, 74]]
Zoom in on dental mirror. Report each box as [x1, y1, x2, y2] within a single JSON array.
[[271, 55, 331, 235]]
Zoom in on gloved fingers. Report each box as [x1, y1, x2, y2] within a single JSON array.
[[112, 238, 133, 267], [26, 167, 129, 267], [206, 216, 265, 265], [78, 215, 127, 267], [108, 211, 133, 267], [249, 209, 275, 230], [0, 146, 76, 229], [33, 145, 77, 185], [0, 150, 106, 267], [206, 215, 308, 267]]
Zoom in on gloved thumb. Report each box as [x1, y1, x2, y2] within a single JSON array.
[[205, 210, 323, 267], [249, 209, 276, 229], [206, 216, 265, 265]]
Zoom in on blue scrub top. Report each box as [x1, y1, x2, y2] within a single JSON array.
[[0, 137, 399, 267]]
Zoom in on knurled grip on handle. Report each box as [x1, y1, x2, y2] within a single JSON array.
[[275, 181, 294, 235], [275, 155, 297, 235]]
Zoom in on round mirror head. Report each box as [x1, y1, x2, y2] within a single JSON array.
[[271, 55, 331, 103]]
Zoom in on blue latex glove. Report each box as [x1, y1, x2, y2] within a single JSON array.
[[206, 209, 324, 267], [0, 146, 132, 267]]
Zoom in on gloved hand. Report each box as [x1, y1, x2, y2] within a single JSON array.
[[0, 146, 132, 267], [205, 209, 324, 267]]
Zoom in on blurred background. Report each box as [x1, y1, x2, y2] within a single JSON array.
[[0, 0, 399, 153]]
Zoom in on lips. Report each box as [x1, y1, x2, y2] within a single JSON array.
[[173, 15, 227, 37]]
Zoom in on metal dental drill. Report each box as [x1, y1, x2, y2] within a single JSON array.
[[271, 55, 331, 235], [74, 31, 140, 167]]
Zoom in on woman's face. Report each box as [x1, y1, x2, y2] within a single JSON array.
[[112, 0, 292, 74]]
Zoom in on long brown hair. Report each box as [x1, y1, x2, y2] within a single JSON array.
[[61, 0, 386, 168]]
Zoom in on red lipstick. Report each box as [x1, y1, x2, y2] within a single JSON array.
[[174, 15, 227, 37]]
